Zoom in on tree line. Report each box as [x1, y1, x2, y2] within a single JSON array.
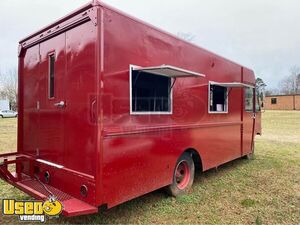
[[264, 66, 300, 96]]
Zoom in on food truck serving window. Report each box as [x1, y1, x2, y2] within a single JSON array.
[[208, 81, 255, 114], [132, 71, 171, 113], [130, 65, 205, 114], [209, 83, 228, 113]]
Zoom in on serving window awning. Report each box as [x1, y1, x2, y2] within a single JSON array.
[[210, 81, 255, 88], [133, 65, 205, 78]]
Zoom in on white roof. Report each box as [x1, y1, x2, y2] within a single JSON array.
[[133, 65, 205, 78]]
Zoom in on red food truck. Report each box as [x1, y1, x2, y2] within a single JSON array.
[[0, 0, 261, 217]]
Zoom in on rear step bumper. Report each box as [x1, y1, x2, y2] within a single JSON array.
[[0, 152, 98, 217]]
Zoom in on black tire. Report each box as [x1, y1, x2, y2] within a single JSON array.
[[0, 115, 3, 118], [165, 152, 195, 197]]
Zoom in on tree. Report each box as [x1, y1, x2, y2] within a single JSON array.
[[279, 66, 300, 95], [0, 68, 18, 110], [255, 77, 267, 93], [177, 32, 196, 42], [255, 77, 267, 103]]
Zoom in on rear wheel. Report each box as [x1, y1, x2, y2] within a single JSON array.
[[166, 152, 195, 197], [0, 115, 3, 118]]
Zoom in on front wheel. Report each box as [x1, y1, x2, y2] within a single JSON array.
[[0, 115, 3, 118], [165, 152, 195, 197]]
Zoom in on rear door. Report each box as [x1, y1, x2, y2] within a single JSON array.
[[22, 21, 98, 176], [63, 21, 98, 175], [38, 33, 66, 164], [23, 45, 41, 155], [243, 87, 255, 155], [38, 22, 98, 175]]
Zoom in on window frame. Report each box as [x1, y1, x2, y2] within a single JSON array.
[[129, 64, 173, 115], [271, 98, 277, 105], [245, 87, 254, 112], [208, 81, 229, 114], [48, 52, 56, 99]]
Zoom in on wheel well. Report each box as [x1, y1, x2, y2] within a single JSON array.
[[184, 148, 203, 172]]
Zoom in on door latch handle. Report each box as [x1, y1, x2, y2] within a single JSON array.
[[54, 101, 65, 108]]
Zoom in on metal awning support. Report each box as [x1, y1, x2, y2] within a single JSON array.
[[209, 81, 255, 99], [133, 65, 205, 78], [169, 78, 177, 95], [210, 81, 255, 88]]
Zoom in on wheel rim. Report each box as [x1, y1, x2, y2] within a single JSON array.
[[175, 160, 190, 190]]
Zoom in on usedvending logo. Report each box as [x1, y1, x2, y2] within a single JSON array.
[[2, 198, 63, 222]]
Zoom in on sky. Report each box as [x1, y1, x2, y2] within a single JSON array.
[[0, 0, 299, 89]]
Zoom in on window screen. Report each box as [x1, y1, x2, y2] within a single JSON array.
[[49, 54, 55, 98], [245, 87, 254, 111], [271, 98, 277, 104], [131, 71, 171, 113], [209, 85, 228, 112]]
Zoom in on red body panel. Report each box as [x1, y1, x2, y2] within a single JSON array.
[[0, 1, 261, 216]]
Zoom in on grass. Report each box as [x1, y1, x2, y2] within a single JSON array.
[[0, 111, 300, 224]]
